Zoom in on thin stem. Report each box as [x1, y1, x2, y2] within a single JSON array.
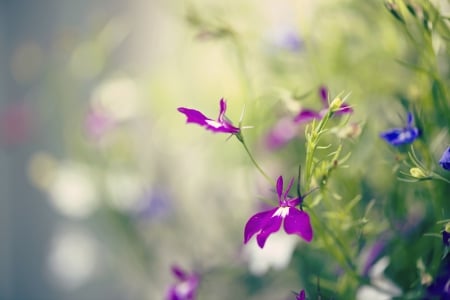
[[309, 209, 360, 282], [236, 134, 272, 184], [431, 172, 450, 184]]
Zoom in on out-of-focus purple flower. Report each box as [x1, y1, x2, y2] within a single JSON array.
[[293, 86, 353, 124], [133, 188, 171, 220], [177, 98, 240, 134], [443, 230, 450, 247], [166, 265, 200, 300], [426, 255, 450, 298], [265, 86, 352, 149], [295, 289, 306, 300], [244, 176, 313, 248], [265, 116, 299, 149], [360, 237, 389, 276], [0, 102, 33, 146], [439, 147, 450, 171], [84, 107, 115, 140], [380, 112, 420, 146]]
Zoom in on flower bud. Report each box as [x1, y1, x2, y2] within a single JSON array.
[[409, 167, 426, 178], [329, 97, 344, 112]]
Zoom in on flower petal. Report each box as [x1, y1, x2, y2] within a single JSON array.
[[177, 107, 210, 127], [256, 214, 283, 248], [171, 265, 188, 280], [319, 86, 329, 107], [293, 109, 322, 124], [284, 208, 313, 242], [439, 147, 450, 171], [407, 112, 414, 127], [218, 98, 227, 123], [380, 127, 419, 146], [296, 290, 306, 300], [334, 103, 353, 115], [244, 208, 277, 244], [276, 176, 283, 200], [265, 117, 298, 149]]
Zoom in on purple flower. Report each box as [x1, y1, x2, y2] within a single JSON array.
[[166, 265, 200, 300], [177, 98, 240, 134], [443, 230, 450, 247], [293, 86, 353, 124], [295, 290, 306, 300], [84, 107, 115, 140], [244, 176, 313, 248], [439, 146, 450, 171], [265, 86, 352, 149], [380, 112, 420, 146]]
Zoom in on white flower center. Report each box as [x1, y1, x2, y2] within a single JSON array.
[[205, 120, 222, 128], [175, 281, 191, 298], [273, 207, 290, 218]]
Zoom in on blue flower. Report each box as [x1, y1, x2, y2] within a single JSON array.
[[380, 112, 419, 146], [439, 146, 450, 171]]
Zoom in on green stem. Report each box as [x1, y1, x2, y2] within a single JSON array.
[[236, 134, 272, 184], [309, 208, 361, 282]]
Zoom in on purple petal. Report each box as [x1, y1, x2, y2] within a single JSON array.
[[443, 230, 450, 246], [296, 290, 306, 300], [264, 117, 298, 149], [171, 265, 188, 280], [334, 103, 353, 115], [218, 98, 227, 123], [244, 208, 277, 244], [177, 107, 211, 127], [319, 86, 329, 107], [256, 214, 283, 248], [407, 112, 414, 127], [380, 127, 419, 146], [284, 208, 313, 242], [439, 147, 450, 171], [293, 109, 322, 124], [276, 176, 283, 200]]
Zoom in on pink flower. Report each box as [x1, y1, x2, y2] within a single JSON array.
[[293, 86, 353, 124], [295, 290, 306, 300], [244, 176, 313, 248], [265, 86, 353, 149], [177, 98, 240, 134], [166, 265, 200, 300]]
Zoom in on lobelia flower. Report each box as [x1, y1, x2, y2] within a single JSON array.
[[443, 223, 450, 247], [166, 265, 200, 300], [244, 176, 313, 248], [380, 112, 420, 146], [293, 86, 353, 124], [265, 86, 352, 149], [439, 146, 450, 171], [295, 289, 306, 300], [177, 98, 240, 134], [443, 231, 450, 247]]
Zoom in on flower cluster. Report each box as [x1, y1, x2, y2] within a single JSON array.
[[173, 91, 450, 299]]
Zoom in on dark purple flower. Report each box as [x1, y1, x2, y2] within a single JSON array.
[[244, 176, 313, 249], [380, 112, 420, 146], [293, 86, 353, 124], [439, 147, 450, 171], [443, 230, 450, 247], [295, 289, 306, 300], [166, 265, 200, 300], [177, 98, 240, 134]]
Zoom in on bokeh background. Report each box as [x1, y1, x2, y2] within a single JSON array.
[[1, 0, 449, 299]]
